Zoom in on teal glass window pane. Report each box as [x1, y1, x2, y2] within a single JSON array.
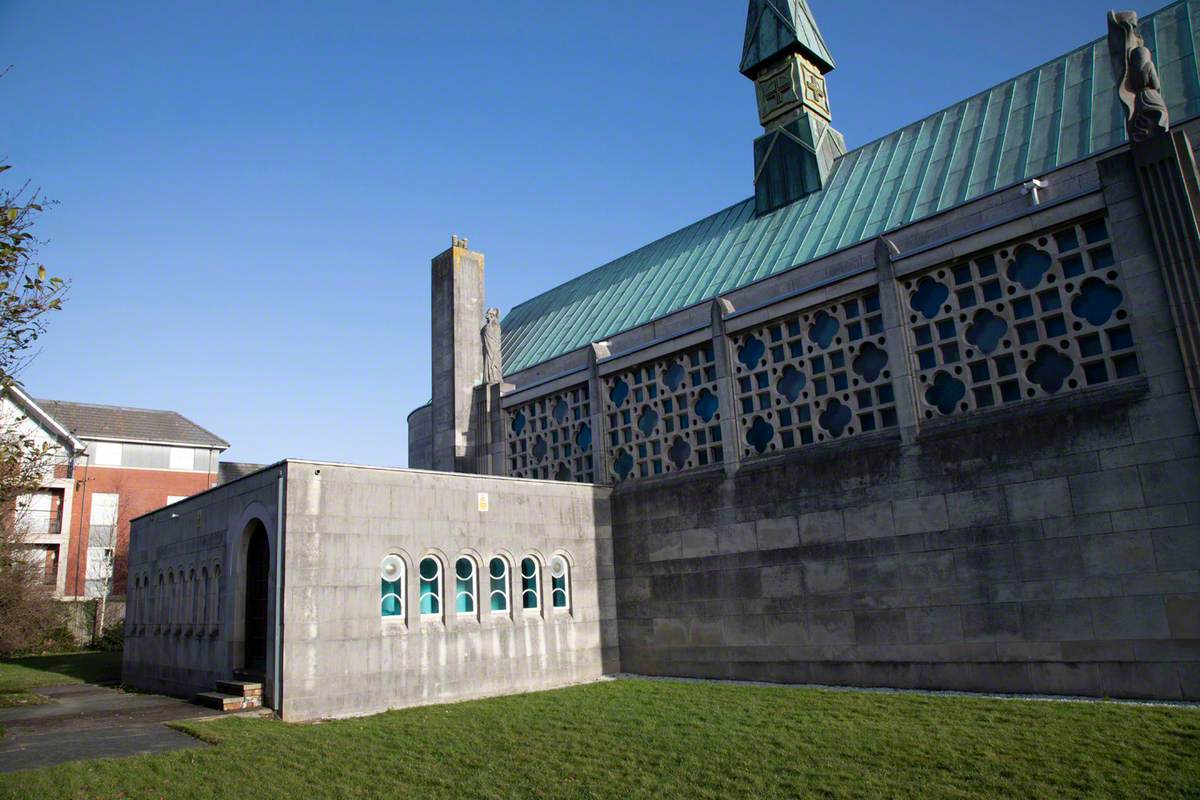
[[520, 557, 539, 609], [550, 555, 569, 609], [419, 557, 440, 615], [455, 557, 476, 614], [489, 557, 508, 612], [381, 578, 403, 617]]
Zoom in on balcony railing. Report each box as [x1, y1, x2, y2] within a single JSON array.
[[19, 510, 63, 537]]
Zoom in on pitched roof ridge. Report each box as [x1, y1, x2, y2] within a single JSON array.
[[172, 417, 230, 448], [35, 398, 230, 448], [38, 398, 180, 415]]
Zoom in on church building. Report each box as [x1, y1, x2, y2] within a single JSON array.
[[125, 1, 1200, 720]]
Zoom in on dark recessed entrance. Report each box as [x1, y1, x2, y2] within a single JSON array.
[[243, 522, 270, 675]]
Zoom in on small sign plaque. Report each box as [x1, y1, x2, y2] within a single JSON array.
[[477, 492, 489, 512]]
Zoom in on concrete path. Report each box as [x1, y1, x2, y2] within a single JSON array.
[[0, 684, 213, 773]]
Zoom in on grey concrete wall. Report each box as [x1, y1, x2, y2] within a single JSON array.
[[123, 466, 283, 703], [407, 402, 433, 470], [613, 391, 1200, 700], [280, 462, 616, 721]]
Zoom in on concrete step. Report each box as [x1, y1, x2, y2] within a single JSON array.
[[215, 680, 262, 698], [195, 692, 263, 712]]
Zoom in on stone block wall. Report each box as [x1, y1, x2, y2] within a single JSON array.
[[280, 463, 616, 720], [612, 389, 1199, 699]]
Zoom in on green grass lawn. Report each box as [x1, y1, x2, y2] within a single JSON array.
[[0, 650, 122, 695], [1, 678, 1197, 799]]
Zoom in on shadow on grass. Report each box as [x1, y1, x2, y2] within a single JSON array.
[[0, 651, 122, 691]]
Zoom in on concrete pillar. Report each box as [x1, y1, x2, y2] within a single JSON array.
[[587, 343, 612, 484], [431, 238, 485, 473], [874, 236, 921, 443], [1127, 131, 1200, 428], [709, 297, 743, 476], [470, 382, 507, 476]]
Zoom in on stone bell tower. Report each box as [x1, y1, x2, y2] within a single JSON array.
[[430, 236, 485, 473], [742, 0, 845, 215]]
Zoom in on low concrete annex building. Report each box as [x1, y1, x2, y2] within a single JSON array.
[[123, 462, 613, 719], [126, 1, 1200, 719]]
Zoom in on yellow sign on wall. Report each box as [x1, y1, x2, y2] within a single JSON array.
[[477, 492, 489, 512]]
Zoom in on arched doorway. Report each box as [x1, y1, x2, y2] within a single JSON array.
[[243, 521, 270, 674]]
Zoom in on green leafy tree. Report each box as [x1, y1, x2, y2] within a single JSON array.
[[0, 154, 70, 655]]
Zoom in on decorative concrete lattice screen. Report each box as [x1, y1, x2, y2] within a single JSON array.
[[603, 342, 723, 481], [506, 384, 595, 482], [731, 288, 897, 457], [903, 216, 1139, 419]]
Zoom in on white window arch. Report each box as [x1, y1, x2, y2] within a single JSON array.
[[520, 556, 540, 611], [551, 555, 570, 610], [488, 557, 509, 614], [419, 556, 442, 617], [380, 554, 405, 618], [455, 556, 477, 615]]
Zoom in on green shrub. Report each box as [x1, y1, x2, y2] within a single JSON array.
[[93, 621, 124, 652]]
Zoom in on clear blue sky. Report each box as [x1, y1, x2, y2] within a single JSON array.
[[0, 0, 1152, 467]]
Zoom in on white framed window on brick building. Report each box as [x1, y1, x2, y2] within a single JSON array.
[[168, 447, 193, 470], [85, 493, 119, 598]]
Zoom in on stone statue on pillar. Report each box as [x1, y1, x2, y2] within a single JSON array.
[[482, 307, 502, 384], [1108, 11, 1170, 143]]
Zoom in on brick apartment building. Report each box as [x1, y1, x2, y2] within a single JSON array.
[[2, 387, 232, 600]]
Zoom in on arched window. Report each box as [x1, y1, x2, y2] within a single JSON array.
[[419, 557, 441, 616], [185, 569, 197, 633], [210, 564, 222, 634], [551, 555, 570, 610], [455, 556, 477, 615], [154, 574, 163, 633], [137, 576, 146, 634], [128, 577, 138, 635], [380, 554, 405, 618], [200, 568, 209, 632], [520, 557, 540, 610], [489, 557, 509, 613], [167, 572, 177, 632], [131, 576, 140, 633]]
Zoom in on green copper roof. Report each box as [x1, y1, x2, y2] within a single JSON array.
[[502, 1, 1200, 376], [740, 0, 835, 76]]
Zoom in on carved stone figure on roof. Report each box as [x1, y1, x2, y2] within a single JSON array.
[[482, 307, 502, 384], [1108, 10, 1170, 142]]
